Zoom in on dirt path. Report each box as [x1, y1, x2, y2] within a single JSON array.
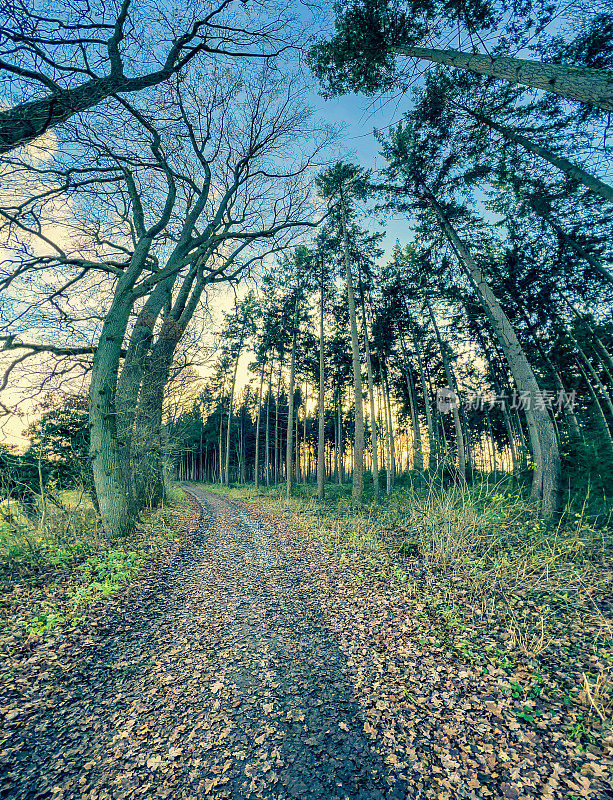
[[0, 487, 409, 800]]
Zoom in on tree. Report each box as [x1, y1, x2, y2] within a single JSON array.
[[1, 65, 326, 536], [309, 0, 613, 111], [0, 0, 301, 153], [377, 121, 562, 515], [223, 295, 257, 488], [316, 163, 370, 501], [26, 393, 91, 491]]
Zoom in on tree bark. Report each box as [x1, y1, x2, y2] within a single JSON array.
[[398, 329, 423, 470], [0, 54, 191, 154], [224, 329, 245, 487], [393, 46, 613, 112], [426, 300, 466, 481], [341, 199, 364, 501], [406, 313, 437, 469], [317, 263, 326, 500], [89, 236, 154, 537], [274, 360, 283, 483], [115, 276, 174, 515], [465, 107, 613, 203], [132, 333, 179, 507], [254, 363, 265, 490], [265, 360, 273, 486], [360, 292, 379, 498], [286, 292, 299, 499], [89, 294, 136, 538], [426, 191, 561, 516]]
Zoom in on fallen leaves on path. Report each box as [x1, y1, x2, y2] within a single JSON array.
[[1, 489, 611, 800], [241, 499, 613, 800]]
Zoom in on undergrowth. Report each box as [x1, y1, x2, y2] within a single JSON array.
[[0, 484, 189, 640], [202, 476, 613, 738]]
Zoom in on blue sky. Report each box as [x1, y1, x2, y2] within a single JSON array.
[[307, 84, 415, 257]]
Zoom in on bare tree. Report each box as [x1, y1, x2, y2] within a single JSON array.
[[0, 0, 301, 153], [1, 65, 329, 535]]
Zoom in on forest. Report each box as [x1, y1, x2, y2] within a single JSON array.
[[0, 0, 612, 798]]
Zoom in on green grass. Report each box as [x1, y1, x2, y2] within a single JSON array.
[[0, 487, 190, 639], [202, 477, 611, 595]]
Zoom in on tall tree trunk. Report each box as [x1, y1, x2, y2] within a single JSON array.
[[338, 395, 345, 483], [132, 332, 181, 507], [274, 359, 283, 483], [425, 191, 561, 517], [303, 381, 308, 482], [265, 359, 273, 486], [224, 331, 245, 487], [398, 329, 424, 470], [426, 300, 466, 480], [360, 289, 379, 498], [463, 106, 613, 203], [0, 65, 184, 154], [115, 276, 174, 518], [380, 366, 395, 494], [407, 364, 423, 470], [218, 410, 223, 483], [254, 363, 265, 490], [392, 45, 613, 111], [485, 409, 498, 479], [406, 313, 437, 469], [90, 294, 136, 538], [317, 268, 326, 499], [296, 412, 300, 482], [286, 293, 299, 499], [89, 236, 156, 537], [340, 199, 364, 501]]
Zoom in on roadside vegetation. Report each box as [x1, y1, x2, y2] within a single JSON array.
[[205, 476, 613, 744], [0, 485, 190, 643]]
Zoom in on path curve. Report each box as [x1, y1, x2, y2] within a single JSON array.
[[1, 486, 410, 800]]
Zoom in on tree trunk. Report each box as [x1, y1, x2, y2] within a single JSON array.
[[341, 199, 364, 501], [89, 295, 136, 538], [426, 192, 561, 516], [360, 289, 379, 498], [303, 381, 308, 482], [393, 45, 613, 112], [89, 236, 156, 537], [218, 410, 223, 483], [465, 107, 613, 203], [132, 332, 180, 507], [265, 359, 273, 486], [380, 366, 395, 494], [407, 313, 437, 469], [274, 359, 283, 484], [0, 52, 195, 155], [338, 395, 345, 483], [286, 293, 299, 499], [426, 300, 466, 480], [316, 270, 326, 500], [224, 332, 245, 487], [254, 363, 265, 490], [398, 329, 423, 470]]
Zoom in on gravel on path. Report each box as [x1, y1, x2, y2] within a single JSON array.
[[0, 487, 410, 800]]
